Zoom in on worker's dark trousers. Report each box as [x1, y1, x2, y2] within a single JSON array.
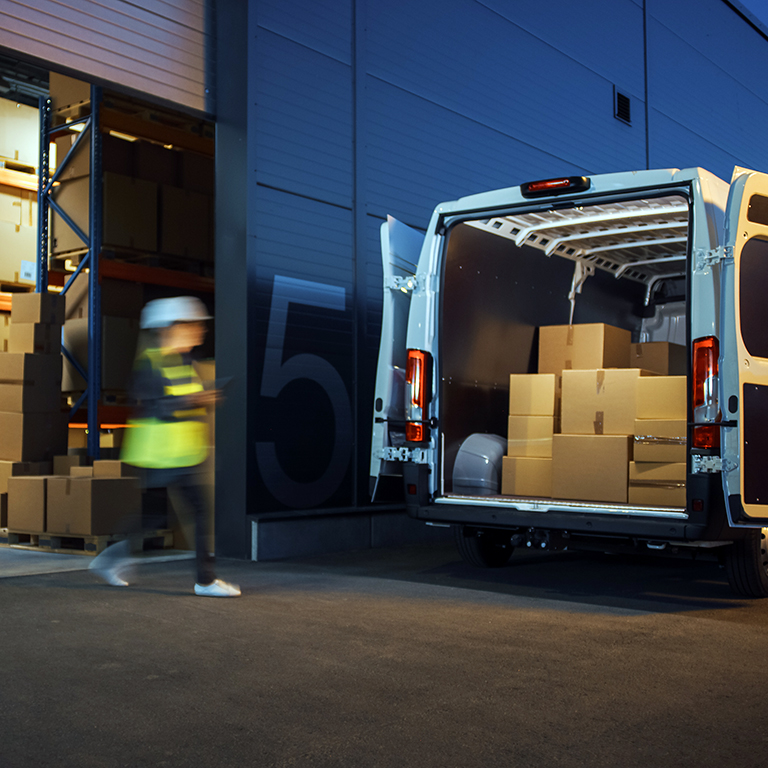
[[119, 465, 216, 586]]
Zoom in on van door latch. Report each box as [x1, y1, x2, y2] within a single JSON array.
[[692, 454, 736, 474], [694, 246, 733, 273], [379, 446, 429, 464]]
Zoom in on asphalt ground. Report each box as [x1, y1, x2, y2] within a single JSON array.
[[1, 542, 767, 768]]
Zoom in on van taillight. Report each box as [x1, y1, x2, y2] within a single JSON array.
[[521, 176, 591, 198], [405, 349, 431, 442], [692, 336, 720, 449]]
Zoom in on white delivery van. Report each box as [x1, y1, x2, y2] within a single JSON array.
[[371, 167, 768, 597]]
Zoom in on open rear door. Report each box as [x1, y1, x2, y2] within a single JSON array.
[[370, 216, 424, 501], [721, 167, 768, 524]]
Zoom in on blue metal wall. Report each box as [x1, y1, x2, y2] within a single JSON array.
[[227, 0, 768, 549]]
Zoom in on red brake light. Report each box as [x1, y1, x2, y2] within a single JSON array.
[[406, 350, 429, 409], [692, 336, 720, 449], [406, 350, 431, 443], [521, 176, 591, 198]]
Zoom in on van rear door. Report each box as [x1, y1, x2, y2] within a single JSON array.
[[721, 167, 768, 524], [370, 216, 424, 501]]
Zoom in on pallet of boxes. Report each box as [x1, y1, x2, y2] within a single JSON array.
[[502, 323, 687, 506], [0, 292, 147, 555]]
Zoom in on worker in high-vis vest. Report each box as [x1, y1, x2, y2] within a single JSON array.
[[89, 296, 240, 598]]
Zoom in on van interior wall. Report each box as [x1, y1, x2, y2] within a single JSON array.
[[440, 223, 647, 488]]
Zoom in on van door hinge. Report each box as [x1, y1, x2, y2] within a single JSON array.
[[694, 246, 733, 273], [692, 454, 737, 474], [387, 275, 418, 292], [379, 446, 429, 464]]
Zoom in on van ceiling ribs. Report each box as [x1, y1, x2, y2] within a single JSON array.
[[466, 196, 689, 284]]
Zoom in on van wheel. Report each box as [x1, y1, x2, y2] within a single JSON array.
[[724, 529, 768, 598], [453, 526, 513, 568]]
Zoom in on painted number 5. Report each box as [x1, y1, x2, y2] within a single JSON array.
[[256, 275, 353, 508]]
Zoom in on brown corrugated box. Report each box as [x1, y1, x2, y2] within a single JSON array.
[[0, 219, 37, 286], [64, 271, 143, 320], [8, 323, 61, 355], [46, 476, 141, 535], [633, 419, 687, 462], [49, 72, 90, 112], [538, 323, 631, 377], [636, 376, 687, 420], [11, 293, 65, 325], [160, 185, 212, 260], [70, 466, 94, 477], [630, 342, 686, 376], [501, 456, 552, 497], [0, 411, 68, 462], [53, 455, 87, 475], [62, 316, 140, 391], [7, 475, 56, 531], [552, 434, 631, 503], [0, 352, 63, 412], [629, 461, 686, 507], [561, 368, 654, 436], [507, 415, 555, 458], [93, 460, 137, 478], [0, 459, 52, 494], [508, 373, 557, 416], [0, 313, 9, 352]]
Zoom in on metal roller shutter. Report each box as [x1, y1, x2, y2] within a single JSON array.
[[0, 0, 211, 114]]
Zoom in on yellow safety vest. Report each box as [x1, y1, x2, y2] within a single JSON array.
[[121, 348, 209, 469]]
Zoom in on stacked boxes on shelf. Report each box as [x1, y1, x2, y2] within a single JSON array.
[[502, 374, 558, 497], [630, 376, 687, 506], [2, 292, 68, 530]]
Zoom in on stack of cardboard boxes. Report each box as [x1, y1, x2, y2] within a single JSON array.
[[501, 322, 687, 507], [0, 292, 67, 527]]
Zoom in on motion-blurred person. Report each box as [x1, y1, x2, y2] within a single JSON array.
[[90, 296, 240, 597]]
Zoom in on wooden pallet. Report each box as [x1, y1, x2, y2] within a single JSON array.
[[0, 528, 173, 556]]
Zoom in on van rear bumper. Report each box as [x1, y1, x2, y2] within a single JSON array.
[[411, 494, 708, 542]]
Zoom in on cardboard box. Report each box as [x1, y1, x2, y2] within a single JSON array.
[[0, 410, 68, 461], [0, 352, 63, 412], [636, 376, 687, 420], [508, 373, 558, 416], [64, 271, 143, 320], [160, 185, 212, 260], [501, 456, 552, 497], [0, 219, 37, 285], [49, 72, 90, 112], [552, 434, 631, 503], [180, 151, 214, 194], [629, 462, 686, 507], [633, 419, 687, 462], [630, 342, 686, 376], [7, 475, 55, 531], [102, 172, 158, 252], [93, 460, 136, 478], [561, 368, 653, 436], [53, 454, 86, 476], [9, 323, 61, 355], [538, 323, 631, 376], [0, 98, 41, 170], [62, 316, 140, 391], [11, 292, 66, 325], [0, 459, 51, 494], [46, 476, 141, 535], [507, 415, 555, 458], [0, 313, 9, 352], [53, 133, 90, 181], [53, 132, 137, 181], [136, 141, 179, 186], [70, 466, 93, 477]]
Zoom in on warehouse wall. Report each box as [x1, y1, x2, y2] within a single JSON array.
[[215, 0, 768, 558]]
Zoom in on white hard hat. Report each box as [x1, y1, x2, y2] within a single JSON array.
[[140, 297, 212, 329]]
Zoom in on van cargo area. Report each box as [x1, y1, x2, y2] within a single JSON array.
[[440, 194, 690, 508]]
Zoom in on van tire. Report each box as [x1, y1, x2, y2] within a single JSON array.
[[724, 529, 768, 598], [453, 525, 513, 568]]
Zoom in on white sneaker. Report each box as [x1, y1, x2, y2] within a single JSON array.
[[194, 579, 241, 598], [89, 540, 132, 587]]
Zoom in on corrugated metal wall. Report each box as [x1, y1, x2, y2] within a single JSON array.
[[241, 0, 768, 523], [0, 0, 211, 113]]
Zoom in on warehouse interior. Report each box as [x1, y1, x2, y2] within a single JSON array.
[[0, 55, 218, 556]]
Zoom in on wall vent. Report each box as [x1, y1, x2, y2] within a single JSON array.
[[614, 88, 631, 125]]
